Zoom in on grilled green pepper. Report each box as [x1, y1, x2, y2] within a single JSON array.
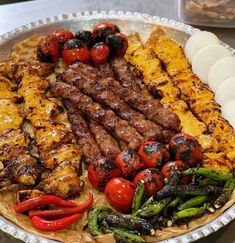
[[214, 179, 235, 208], [183, 168, 233, 181], [178, 196, 208, 211], [198, 178, 220, 186], [88, 206, 112, 236], [132, 181, 145, 213], [163, 196, 181, 217], [113, 228, 145, 243]]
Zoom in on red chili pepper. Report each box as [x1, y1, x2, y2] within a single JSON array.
[[30, 214, 82, 231], [14, 195, 77, 213], [28, 193, 93, 219]]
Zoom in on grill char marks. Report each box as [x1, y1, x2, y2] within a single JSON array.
[[111, 58, 181, 131], [65, 70, 166, 141], [88, 119, 121, 159], [51, 82, 144, 150], [62, 100, 101, 165]]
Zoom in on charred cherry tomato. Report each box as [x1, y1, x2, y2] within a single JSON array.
[[169, 133, 202, 166], [51, 29, 74, 47], [138, 141, 170, 169], [115, 149, 145, 178], [161, 161, 192, 185], [37, 37, 60, 63], [90, 42, 110, 65], [75, 30, 94, 48], [93, 22, 120, 42], [105, 178, 134, 213], [88, 157, 121, 191], [62, 39, 90, 65], [133, 168, 164, 197], [106, 33, 128, 57]]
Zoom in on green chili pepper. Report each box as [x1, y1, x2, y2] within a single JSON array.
[[136, 198, 171, 218], [88, 206, 112, 236], [214, 179, 235, 208], [183, 168, 233, 181], [198, 178, 220, 186], [113, 228, 146, 243], [132, 181, 145, 213], [163, 196, 181, 217], [178, 195, 208, 211]]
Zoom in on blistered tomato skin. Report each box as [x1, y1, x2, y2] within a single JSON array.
[[115, 149, 145, 178], [107, 33, 128, 57], [62, 39, 90, 65], [105, 178, 134, 213], [138, 141, 170, 169], [75, 30, 94, 48], [169, 133, 202, 166], [161, 160, 192, 185], [37, 37, 60, 63], [133, 168, 164, 197], [90, 42, 110, 65], [88, 157, 121, 191], [93, 22, 120, 42], [51, 29, 74, 47]]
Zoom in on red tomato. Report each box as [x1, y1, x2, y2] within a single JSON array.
[[169, 133, 202, 166], [105, 178, 134, 213], [161, 161, 191, 185], [62, 39, 90, 65], [90, 42, 110, 65], [88, 157, 121, 191], [107, 33, 128, 57], [37, 37, 60, 63], [138, 141, 170, 169], [133, 168, 164, 197], [115, 149, 145, 178], [93, 22, 120, 42], [51, 29, 74, 46]]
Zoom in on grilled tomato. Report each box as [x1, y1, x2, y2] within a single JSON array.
[[161, 160, 192, 185], [105, 178, 134, 213], [115, 149, 145, 178], [62, 39, 90, 65], [88, 157, 121, 191], [133, 168, 164, 197], [51, 29, 74, 47], [37, 37, 60, 63], [138, 141, 170, 169], [75, 30, 94, 48], [90, 42, 110, 65], [93, 22, 120, 42], [107, 32, 128, 57], [169, 133, 202, 166]]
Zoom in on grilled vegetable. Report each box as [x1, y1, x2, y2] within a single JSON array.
[[154, 185, 223, 200], [178, 195, 208, 211], [163, 196, 182, 217], [132, 180, 145, 213], [169, 133, 202, 166], [88, 157, 121, 191], [136, 198, 171, 218], [138, 141, 170, 168], [107, 33, 128, 57], [161, 161, 191, 185], [105, 178, 135, 213], [113, 228, 145, 243], [93, 22, 120, 42], [197, 178, 220, 187], [90, 42, 110, 65], [30, 214, 82, 231], [133, 168, 164, 197], [51, 29, 74, 47], [214, 179, 235, 208], [100, 214, 154, 235], [62, 39, 90, 65], [75, 30, 93, 47], [182, 168, 233, 181], [115, 150, 145, 178], [88, 206, 112, 236]]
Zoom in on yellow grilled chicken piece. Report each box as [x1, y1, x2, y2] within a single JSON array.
[[147, 28, 235, 168], [125, 35, 219, 153]]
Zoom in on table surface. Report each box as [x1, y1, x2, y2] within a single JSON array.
[[0, 0, 234, 242]]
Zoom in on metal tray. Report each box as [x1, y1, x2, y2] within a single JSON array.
[[0, 10, 234, 243]]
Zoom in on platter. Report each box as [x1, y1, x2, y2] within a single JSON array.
[[0, 10, 235, 243]]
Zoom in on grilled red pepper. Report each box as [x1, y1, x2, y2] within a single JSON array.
[[28, 193, 93, 219], [30, 214, 82, 231], [14, 195, 77, 213]]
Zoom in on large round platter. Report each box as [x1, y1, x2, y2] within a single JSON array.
[[0, 10, 234, 243]]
